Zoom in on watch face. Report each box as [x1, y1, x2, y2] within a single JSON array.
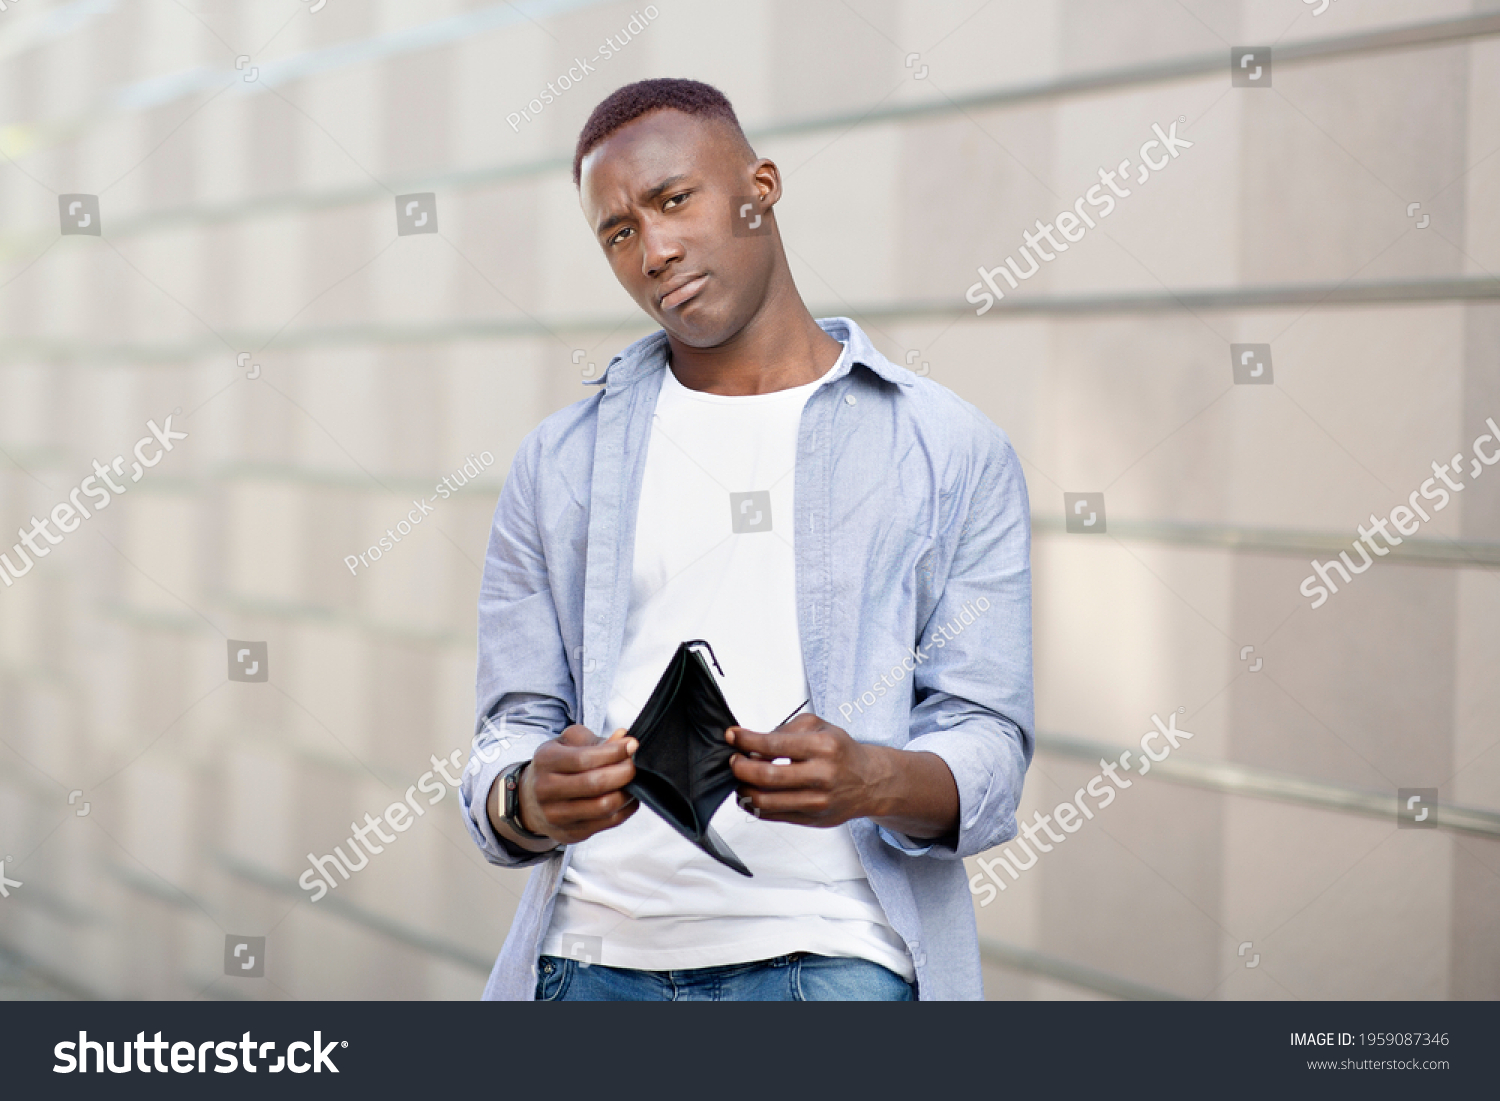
[[505, 767, 523, 815]]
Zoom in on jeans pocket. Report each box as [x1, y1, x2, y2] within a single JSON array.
[[534, 956, 573, 1001], [792, 955, 915, 1001]]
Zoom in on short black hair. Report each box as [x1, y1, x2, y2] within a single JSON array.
[[573, 77, 747, 186]]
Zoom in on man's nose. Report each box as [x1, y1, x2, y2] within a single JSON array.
[[640, 221, 684, 278]]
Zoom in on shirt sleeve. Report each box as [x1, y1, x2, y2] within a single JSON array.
[[459, 434, 577, 869], [882, 424, 1034, 861]]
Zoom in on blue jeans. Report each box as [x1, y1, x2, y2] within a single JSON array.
[[535, 952, 915, 1001]]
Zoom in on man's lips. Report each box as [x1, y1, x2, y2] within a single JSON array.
[[659, 273, 708, 310]]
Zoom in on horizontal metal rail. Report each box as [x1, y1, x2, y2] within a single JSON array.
[[100, 594, 479, 648], [219, 850, 1187, 999], [977, 937, 1186, 1001], [1031, 517, 1500, 570], [1036, 732, 1500, 839], [761, 12, 1500, 141], [100, 852, 499, 977], [10, 787, 1487, 1003], [216, 852, 496, 975], [3, 12, 1497, 249], [4, 871, 1182, 1002], [926, 277, 1500, 316], [3, 276, 1497, 365], [0, 940, 97, 1001]]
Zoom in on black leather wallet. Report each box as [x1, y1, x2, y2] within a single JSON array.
[[624, 640, 752, 877]]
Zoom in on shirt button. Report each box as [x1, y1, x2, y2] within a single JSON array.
[[844, 393, 857, 405]]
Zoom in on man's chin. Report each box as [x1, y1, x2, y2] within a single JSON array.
[[653, 303, 743, 349]]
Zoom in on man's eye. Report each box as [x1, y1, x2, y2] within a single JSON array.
[[608, 226, 634, 246], [663, 192, 689, 210]]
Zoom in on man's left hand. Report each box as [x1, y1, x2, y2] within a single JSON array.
[[727, 714, 891, 827], [728, 713, 961, 840]]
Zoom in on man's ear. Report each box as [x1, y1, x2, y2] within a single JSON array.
[[748, 158, 783, 208]]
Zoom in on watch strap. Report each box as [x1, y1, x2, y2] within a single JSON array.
[[502, 761, 550, 842]]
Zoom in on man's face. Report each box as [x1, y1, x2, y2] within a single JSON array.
[[579, 109, 774, 348]]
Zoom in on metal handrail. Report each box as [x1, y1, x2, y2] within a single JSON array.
[[4, 275, 1500, 365], [1036, 732, 1500, 839], [216, 852, 497, 974], [978, 937, 1186, 1001], [1031, 516, 1500, 570], [4, 12, 1498, 248]]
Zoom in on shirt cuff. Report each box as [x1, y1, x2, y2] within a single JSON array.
[[463, 739, 556, 867], [877, 824, 936, 857]]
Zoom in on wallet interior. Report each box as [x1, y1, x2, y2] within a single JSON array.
[[625, 642, 751, 876]]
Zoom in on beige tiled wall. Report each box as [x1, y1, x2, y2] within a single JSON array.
[[0, 0, 1496, 1000]]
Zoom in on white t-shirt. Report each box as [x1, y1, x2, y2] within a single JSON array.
[[539, 343, 913, 980]]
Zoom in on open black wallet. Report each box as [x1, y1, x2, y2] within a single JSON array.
[[623, 640, 753, 877]]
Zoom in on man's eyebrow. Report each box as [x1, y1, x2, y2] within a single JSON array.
[[595, 174, 692, 236]]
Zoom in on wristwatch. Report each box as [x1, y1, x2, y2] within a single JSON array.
[[500, 760, 551, 842]]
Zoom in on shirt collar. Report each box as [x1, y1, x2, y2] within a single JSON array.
[[583, 316, 916, 393]]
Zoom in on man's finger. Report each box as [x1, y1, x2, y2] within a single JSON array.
[[549, 790, 638, 826], [730, 754, 821, 790], [727, 726, 824, 760], [537, 756, 636, 800], [539, 737, 635, 774], [737, 789, 828, 821], [588, 798, 639, 832]]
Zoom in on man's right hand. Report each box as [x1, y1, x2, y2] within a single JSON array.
[[513, 725, 639, 846]]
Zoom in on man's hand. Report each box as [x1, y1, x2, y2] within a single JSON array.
[[488, 725, 638, 849], [728, 714, 959, 841]]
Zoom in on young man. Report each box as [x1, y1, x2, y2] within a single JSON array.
[[460, 78, 1032, 1001]]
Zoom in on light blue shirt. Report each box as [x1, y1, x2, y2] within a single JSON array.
[[460, 316, 1033, 1000]]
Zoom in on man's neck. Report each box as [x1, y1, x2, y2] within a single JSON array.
[[665, 293, 845, 396]]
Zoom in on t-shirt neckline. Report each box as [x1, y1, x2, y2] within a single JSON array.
[[662, 341, 847, 405]]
